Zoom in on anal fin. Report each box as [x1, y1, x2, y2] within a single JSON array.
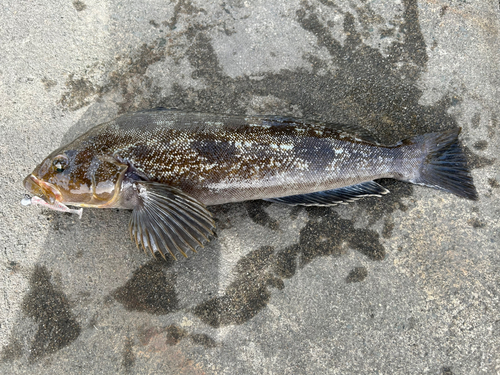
[[264, 181, 389, 206]]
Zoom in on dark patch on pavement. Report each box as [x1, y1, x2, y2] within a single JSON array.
[[209, 203, 238, 230], [473, 140, 488, 150], [244, 200, 279, 230], [467, 218, 486, 229], [299, 208, 385, 264], [346, 267, 368, 283], [189, 333, 217, 348], [41, 77, 57, 91], [59, 0, 457, 146], [122, 336, 135, 372], [441, 367, 454, 375], [464, 147, 496, 169], [112, 259, 179, 315], [138, 324, 218, 348], [358, 179, 412, 225], [22, 265, 81, 361], [488, 178, 499, 188], [440, 6, 449, 17], [45, 211, 80, 232], [6, 260, 21, 273], [1, 339, 23, 362], [291, 0, 443, 144], [59, 39, 167, 112], [382, 217, 395, 238], [193, 209, 384, 327], [471, 113, 481, 128], [72, 0, 86, 12], [59, 74, 100, 110], [193, 246, 284, 327], [274, 242, 299, 279], [165, 324, 187, 345], [162, 0, 207, 31]]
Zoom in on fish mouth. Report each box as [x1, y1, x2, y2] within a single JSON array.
[[23, 175, 62, 204]]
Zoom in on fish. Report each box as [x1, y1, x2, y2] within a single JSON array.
[[23, 108, 478, 259]]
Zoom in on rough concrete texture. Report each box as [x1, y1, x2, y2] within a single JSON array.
[[1, 0, 499, 373]]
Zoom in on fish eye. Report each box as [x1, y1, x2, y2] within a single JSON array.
[[52, 155, 68, 173]]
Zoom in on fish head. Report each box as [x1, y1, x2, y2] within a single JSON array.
[[24, 146, 128, 208]]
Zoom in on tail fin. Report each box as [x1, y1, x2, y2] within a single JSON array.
[[409, 129, 478, 200]]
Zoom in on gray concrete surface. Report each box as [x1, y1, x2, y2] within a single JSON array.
[[1, 0, 499, 373]]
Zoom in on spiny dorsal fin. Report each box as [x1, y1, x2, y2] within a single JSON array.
[[264, 181, 389, 206]]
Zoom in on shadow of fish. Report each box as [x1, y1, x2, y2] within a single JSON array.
[[23, 108, 478, 259]]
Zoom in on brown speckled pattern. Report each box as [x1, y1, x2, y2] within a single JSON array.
[[58, 110, 420, 206]]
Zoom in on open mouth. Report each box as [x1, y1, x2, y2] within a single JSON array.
[[23, 175, 62, 204]]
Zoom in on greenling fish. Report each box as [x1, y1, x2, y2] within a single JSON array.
[[23, 109, 478, 259]]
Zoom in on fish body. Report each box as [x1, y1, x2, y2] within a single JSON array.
[[24, 109, 478, 259]]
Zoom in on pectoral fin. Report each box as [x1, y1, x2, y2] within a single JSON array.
[[264, 181, 389, 206], [129, 182, 215, 260]]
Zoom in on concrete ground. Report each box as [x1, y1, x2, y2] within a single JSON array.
[[1, 0, 499, 373]]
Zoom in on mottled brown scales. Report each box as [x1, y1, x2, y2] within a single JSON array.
[[63, 112, 408, 205]]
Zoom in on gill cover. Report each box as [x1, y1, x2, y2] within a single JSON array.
[[86, 155, 128, 207]]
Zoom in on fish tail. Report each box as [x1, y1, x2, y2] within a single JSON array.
[[407, 128, 478, 200]]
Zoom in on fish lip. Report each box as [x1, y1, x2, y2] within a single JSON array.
[[23, 175, 62, 204]]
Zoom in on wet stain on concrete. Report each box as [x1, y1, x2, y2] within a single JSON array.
[[193, 210, 384, 327], [471, 113, 481, 128], [473, 140, 488, 150], [139, 324, 217, 348], [356, 179, 412, 226], [112, 259, 179, 315], [382, 217, 395, 239], [464, 147, 496, 169], [298, 208, 385, 265], [46, 211, 79, 232], [441, 367, 454, 375], [1, 339, 23, 362], [346, 267, 368, 283], [58, 0, 454, 145], [244, 200, 279, 230], [209, 203, 238, 230], [467, 218, 486, 229], [6, 260, 21, 274], [440, 5, 449, 17], [164, 325, 187, 345], [189, 333, 217, 348], [59, 39, 167, 112], [72, 0, 86, 12], [41, 77, 57, 91], [59, 74, 99, 110], [22, 265, 81, 361], [290, 0, 438, 144], [193, 246, 284, 327], [162, 0, 207, 31], [488, 178, 499, 188], [122, 336, 135, 372]]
